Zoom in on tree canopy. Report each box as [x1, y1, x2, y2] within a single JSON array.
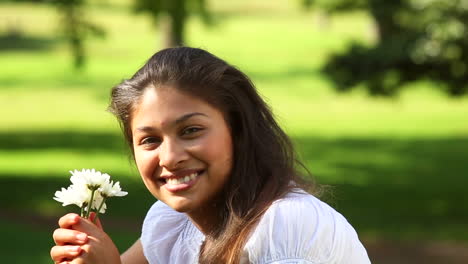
[[307, 0, 468, 96]]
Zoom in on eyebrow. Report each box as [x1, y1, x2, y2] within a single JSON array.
[[175, 112, 208, 124], [135, 112, 208, 133]]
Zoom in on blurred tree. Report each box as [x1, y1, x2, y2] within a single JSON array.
[[0, 0, 104, 69], [133, 0, 212, 47], [304, 0, 468, 96], [52, 0, 105, 69]]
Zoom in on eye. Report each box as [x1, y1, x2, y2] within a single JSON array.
[[181, 126, 203, 136], [140, 136, 161, 146]]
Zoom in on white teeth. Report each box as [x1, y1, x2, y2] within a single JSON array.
[[166, 172, 199, 185], [167, 178, 176, 185]]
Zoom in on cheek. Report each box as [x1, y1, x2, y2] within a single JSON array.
[[133, 149, 144, 172], [200, 132, 233, 174], [134, 150, 163, 197], [134, 150, 159, 179]]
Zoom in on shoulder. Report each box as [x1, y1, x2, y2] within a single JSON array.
[[142, 200, 188, 239], [141, 201, 203, 264], [244, 190, 371, 264]]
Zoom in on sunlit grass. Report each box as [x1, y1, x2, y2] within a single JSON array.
[[0, 150, 135, 177], [0, 89, 116, 131]]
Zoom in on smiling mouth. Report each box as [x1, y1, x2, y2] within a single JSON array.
[[159, 170, 204, 186]]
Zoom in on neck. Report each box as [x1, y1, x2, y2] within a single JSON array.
[[187, 199, 224, 236]]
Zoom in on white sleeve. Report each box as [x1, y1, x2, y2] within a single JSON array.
[[244, 193, 371, 264], [140, 201, 190, 264]]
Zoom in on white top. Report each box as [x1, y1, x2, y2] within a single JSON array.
[[141, 190, 371, 264]]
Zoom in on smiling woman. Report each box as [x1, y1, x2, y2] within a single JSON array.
[[131, 87, 233, 219], [50, 47, 371, 264]]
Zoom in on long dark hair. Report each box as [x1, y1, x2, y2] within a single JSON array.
[[108, 47, 317, 263]]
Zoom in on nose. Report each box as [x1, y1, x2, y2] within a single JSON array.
[[158, 137, 188, 169]]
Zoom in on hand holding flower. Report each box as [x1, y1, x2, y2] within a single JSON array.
[[51, 169, 127, 263], [51, 213, 121, 264]]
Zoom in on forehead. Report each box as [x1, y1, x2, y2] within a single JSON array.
[[130, 87, 219, 128]]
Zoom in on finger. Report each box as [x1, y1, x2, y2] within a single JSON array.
[[89, 212, 104, 230], [53, 228, 88, 246], [58, 213, 80, 229], [71, 254, 88, 264], [71, 216, 101, 235], [57, 261, 75, 264], [54, 260, 72, 264], [50, 245, 82, 262]]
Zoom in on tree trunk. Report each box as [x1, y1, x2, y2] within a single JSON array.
[[368, 0, 404, 43], [162, 0, 187, 47]]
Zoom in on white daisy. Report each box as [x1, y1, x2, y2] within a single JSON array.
[[53, 184, 90, 208], [99, 180, 128, 198], [70, 168, 111, 190], [83, 192, 107, 214], [54, 168, 127, 218]]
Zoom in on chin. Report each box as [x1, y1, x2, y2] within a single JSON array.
[[164, 197, 197, 213]]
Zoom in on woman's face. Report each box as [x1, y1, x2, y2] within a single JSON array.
[[131, 87, 233, 213]]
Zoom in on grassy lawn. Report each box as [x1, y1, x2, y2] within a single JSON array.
[[1, 0, 468, 262]]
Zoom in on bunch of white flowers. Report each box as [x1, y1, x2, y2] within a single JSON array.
[[54, 169, 127, 220]]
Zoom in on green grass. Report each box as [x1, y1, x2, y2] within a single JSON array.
[[1, 0, 468, 263]]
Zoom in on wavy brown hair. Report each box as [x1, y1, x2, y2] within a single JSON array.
[[108, 47, 317, 263]]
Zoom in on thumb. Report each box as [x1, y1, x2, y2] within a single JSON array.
[[89, 212, 104, 230]]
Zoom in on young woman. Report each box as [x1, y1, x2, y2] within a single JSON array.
[[51, 47, 371, 264]]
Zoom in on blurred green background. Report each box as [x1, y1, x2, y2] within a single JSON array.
[[1, 0, 468, 263]]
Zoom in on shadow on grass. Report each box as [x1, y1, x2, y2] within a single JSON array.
[[0, 130, 126, 151], [0, 33, 58, 52], [293, 135, 468, 241]]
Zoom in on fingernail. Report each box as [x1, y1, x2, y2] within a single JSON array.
[[68, 246, 81, 252], [72, 214, 80, 222], [76, 233, 87, 242]]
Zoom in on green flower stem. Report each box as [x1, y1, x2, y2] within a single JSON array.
[[93, 197, 107, 224], [80, 206, 84, 217], [86, 189, 96, 219]]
